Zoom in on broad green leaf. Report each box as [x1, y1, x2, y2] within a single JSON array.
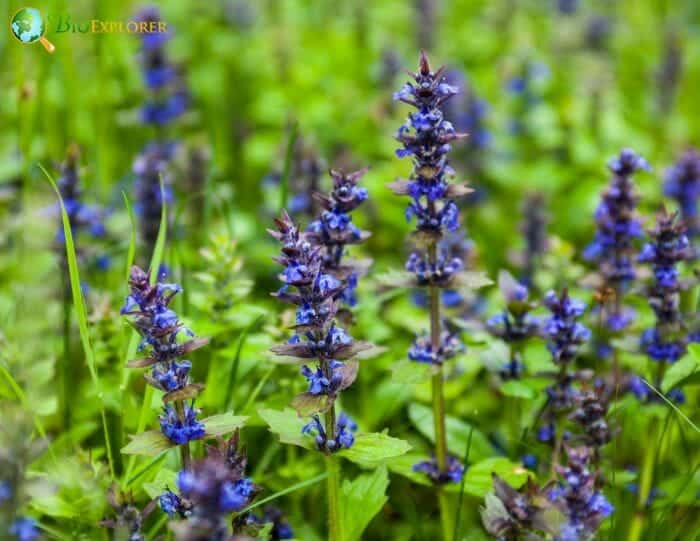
[[447, 457, 530, 496], [454, 270, 493, 291], [662, 351, 699, 392], [338, 432, 411, 467], [258, 408, 311, 449], [391, 359, 438, 384], [202, 412, 248, 437], [143, 468, 178, 499], [500, 380, 536, 400], [339, 465, 390, 541], [408, 403, 492, 460], [121, 430, 174, 456]]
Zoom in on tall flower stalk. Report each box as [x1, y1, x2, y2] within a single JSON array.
[[133, 6, 187, 257], [584, 149, 648, 383], [584, 149, 648, 331], [121, 265, 208, 468], [626, 209, 695, 541], [389, 52, 484, 539], [389, 51, 471, 475], [269, 208, 370, 540]]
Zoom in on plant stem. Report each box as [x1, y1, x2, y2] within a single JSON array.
[[428, 241, 450, 541], [325, 454, 342, 541], [173, 400, 191, 469], [428, 245, 448, 472], [627, 420, 659, 541]]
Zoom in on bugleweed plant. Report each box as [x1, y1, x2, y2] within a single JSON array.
[[388, 52, 490, 539], [5, 3, 700, 540]]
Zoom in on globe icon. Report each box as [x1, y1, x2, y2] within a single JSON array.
[[11, 7, 55, 53]]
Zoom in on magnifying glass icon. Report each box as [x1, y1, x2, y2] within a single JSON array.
[[11, 7, 56, 53]]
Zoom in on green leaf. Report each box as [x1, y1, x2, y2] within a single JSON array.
[[338, 432, 411, 467], [202, 412, 248, 437], [121, 430, 174, 456], [662, 351, 699, 392], [122, 191, 137, 282], [142, 468, 178, 499], [291, 393, 331, 416], [454, 270, 493, 290], [408, 403, 493, 460], [500, 380, 535, 400], [258, 408, 312, 449], [339, 466, 390, 541], [446, 457, 530, 496], [391, 359, 438, 384]]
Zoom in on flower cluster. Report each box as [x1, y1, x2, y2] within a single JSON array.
[[408, 330, 463, 365], [664, 149, 700, 237], [486, 271, 540, 379], [413, 455, 465, 484], [121, 265, 208, 445], [638, 210, 692, 364], [160, 435, 259, 540], [549, 446, 614, 540], [54, 145, 106, 246], [307, 168, 370, 306], [302, 413, 357, 452], [389, 51, 469, 237], [584, 149, 648, 329], [538, 290, 591, 442], [543, 290, 591, 365], [133, 141, 176, 255], [519, 193, 549, 287], [270, 211, 368, 452], [134, 6, 187, 126], [570, 386, 611, 451]]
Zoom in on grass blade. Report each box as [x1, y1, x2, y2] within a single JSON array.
[[241, 472, 328, 514], [39, 163, 115, 477]]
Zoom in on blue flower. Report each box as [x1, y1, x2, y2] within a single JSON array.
[[0, 480, 11, 502], [641, 328, 684, 363], [585, 149, 646, 320], [664, 149, 700, 236], [159, 403, 205, 445], [9, 518, 41, 541], [413, 455, 465, 484], [219, 478, 255, 512], [159, 488, 186, 518], [543, 290, 590, 365], [391, 53, 466, 237], [302, 413, 357, 452], [150, 360, 191, 392], [408, 331, 463, 365]]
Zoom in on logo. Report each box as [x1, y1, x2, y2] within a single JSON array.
[[11, 7, 55, 53], [10, 7, 169, 53]]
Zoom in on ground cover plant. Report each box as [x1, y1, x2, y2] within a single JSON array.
[[2, 1, 700, 540]]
